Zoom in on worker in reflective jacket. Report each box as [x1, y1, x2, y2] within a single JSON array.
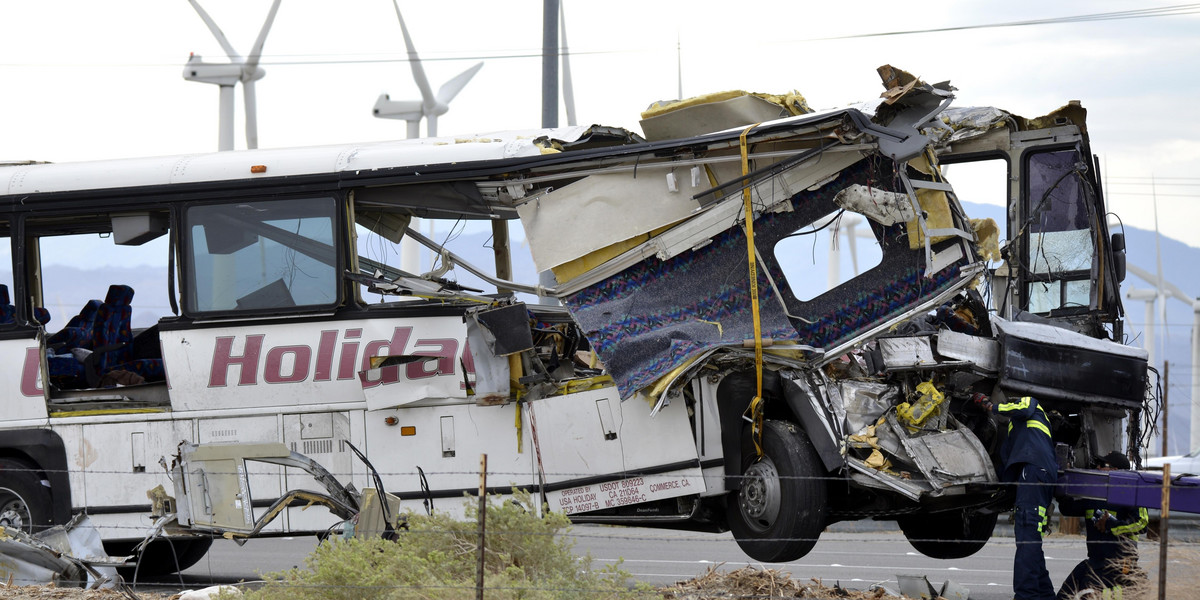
[[980, 392, 1058, 600], [1057, 452, 1148, 600]]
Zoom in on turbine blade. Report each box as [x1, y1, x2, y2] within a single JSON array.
[[186, 0, 240, 61], [391, 0, 435, 110], [560, 5, 576, 126], [436, 62, 483, 105], [244, 80, 258, 149], [1153, 177, 1168, 343], [245, 0, 283, 72]]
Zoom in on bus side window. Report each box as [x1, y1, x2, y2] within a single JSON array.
[[184, 198, 339, 316]]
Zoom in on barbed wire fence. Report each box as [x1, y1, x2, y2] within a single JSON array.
[[1, 460, 1198, 599]]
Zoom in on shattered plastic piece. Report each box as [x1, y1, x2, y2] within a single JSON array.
[[868, 581, 901, 596], [832, 184, 916, 226], [179, 585, 244, 599], [896, 381, 946, 428], [896, 574, 937, 599], [940, 579, 970, 599]]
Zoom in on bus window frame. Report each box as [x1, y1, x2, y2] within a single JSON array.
[[1018, 144, 1098, 318], [179, 193, 346, 320]]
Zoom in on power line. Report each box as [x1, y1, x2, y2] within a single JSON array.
[[2, 4, 1198, 69], [795, 3, 1200, 42]]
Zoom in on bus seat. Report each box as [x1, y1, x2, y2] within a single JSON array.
[[47, 298, 104, 389], [48, 299, 102, 349], [0, 285, 14, 324], [33, 307, 51, 326], [88, 285, 164, 386], [88, 284, 135, 381]]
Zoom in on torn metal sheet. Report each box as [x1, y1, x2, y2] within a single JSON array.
[[639, 92, 794, 141], [839, 380, 899, 435], [0, 515, 126, 589], [877, 336, 936, 370], [935, 329, 1000, 372], [464, 312, 513, 404], [882, 413, 996, 491], [832, 183, 915, 226], [0, 527, 87, 587], [517, 171, 702, 274], [172, 443, 358, 538], [359, 355, 462, 410]]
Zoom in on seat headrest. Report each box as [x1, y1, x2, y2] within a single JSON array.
[[105, 285, 134, 306]]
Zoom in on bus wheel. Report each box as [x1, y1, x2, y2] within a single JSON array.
[[898, 508, 997, 559], [726, 420, 827, 562], [0, 458, 53, 533], [110, 537, 214, 578]]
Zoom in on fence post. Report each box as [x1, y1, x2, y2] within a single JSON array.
[[1158, 463, 1170, 600], [477, 453, 488, 600]]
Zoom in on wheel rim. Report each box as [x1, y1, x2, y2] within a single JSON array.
[[738, 457, 782, 533], [0, 487, 30, 532]]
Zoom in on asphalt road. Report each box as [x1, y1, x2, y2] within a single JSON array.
[[129, 525, 1136, 599]]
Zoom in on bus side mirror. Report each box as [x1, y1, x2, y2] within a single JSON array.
[[1111, 233, 1127, 282]]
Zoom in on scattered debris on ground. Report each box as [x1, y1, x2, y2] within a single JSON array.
[[0, 585, 171, 600], [662, 565, 893, 599]]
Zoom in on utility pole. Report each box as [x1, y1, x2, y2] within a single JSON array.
[[541, 0, 559, 129], [1163, 361, 1169, 457]]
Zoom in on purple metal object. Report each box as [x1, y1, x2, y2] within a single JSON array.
[[1057, 469, 1200, 514]]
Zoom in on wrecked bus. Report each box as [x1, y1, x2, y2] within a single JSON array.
[[0, 66, 1150, 570]]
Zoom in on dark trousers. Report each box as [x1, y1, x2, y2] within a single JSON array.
[[1014, 464, 1055, 600], [1057, 554, 1144, 599]]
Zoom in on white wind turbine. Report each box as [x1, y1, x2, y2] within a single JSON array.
[[372, 0, 483, 138], [182, 0, 283, 151]]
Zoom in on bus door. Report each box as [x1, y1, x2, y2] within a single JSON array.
[[0, 219, 46, 422]]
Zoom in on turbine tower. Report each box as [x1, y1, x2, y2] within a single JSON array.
[[182, 0, 283, 151], [372, 0, 483, 138]]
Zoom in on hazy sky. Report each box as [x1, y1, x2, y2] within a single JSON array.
[[2, 1, 1198, 249]]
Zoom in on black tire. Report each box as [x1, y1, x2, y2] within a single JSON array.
[[107, 537, 214, 578], [0, 458, 54, 533], [726, 420, 827, 562], [897, 508, 998, 559]]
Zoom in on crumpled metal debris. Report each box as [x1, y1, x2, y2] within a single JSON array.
[[0, 515, 130, 594]]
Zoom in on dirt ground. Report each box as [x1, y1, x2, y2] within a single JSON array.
[[0, 586, 176, 600], [663, 565, 892, 599], [0, 569, 893, 600]]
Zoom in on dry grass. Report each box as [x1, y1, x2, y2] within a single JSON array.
[[663, 565, 889, 600], [1115, 545, 1200, 599]]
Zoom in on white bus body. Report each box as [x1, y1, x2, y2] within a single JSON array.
[[0, 67, 1149, 570]]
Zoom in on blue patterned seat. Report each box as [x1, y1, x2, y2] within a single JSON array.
[[88, 285, 164, 386], [47, 300, 101, 350], [0, 285, 15, 325]]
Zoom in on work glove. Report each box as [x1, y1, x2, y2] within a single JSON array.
[[971, 392, 992, 412]]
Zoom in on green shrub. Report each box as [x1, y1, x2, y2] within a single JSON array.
[[245, 490, 649, 600]]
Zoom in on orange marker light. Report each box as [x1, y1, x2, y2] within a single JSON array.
[[384, 416, 398, 426], [250, 165, 267, 173]]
